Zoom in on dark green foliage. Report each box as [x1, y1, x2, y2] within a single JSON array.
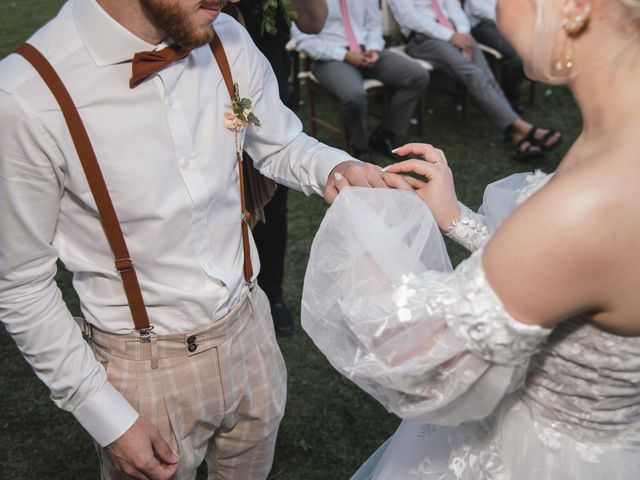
[[261, 0, 297, 35]]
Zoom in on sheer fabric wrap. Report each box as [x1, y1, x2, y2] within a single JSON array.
[[301, 183, 550, 424]]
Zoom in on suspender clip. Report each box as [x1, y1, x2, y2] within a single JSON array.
[[136, 325, 155, 343]]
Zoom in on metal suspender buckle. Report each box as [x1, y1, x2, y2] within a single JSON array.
[[136, 325, 155, 343]]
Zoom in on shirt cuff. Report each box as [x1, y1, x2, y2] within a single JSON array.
[[433, 27, 456, 42], [72, 381, 139, 447], [332, 46, 349, 62]]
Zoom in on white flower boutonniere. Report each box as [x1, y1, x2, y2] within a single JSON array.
[[224, 83, 261, 133]]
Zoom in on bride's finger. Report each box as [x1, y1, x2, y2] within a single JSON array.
[[392, 143, 448, 165], [380, 172, 416, 191], [402, 175, 428, 190], [383, 160, 439, 180]]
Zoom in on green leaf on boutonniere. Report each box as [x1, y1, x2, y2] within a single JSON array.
[[247, 112, 261, 127]]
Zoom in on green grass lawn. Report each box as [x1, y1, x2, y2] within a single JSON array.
[[0, 2, 582, 478]]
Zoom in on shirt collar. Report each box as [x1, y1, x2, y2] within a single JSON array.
[[74, 0, 159, 66]]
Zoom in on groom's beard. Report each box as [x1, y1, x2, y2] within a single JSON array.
[[140, 0, 224, 49]]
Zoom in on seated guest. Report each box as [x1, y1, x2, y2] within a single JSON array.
[[388, 0, 561, 160], [465, 0, 525, 111], [292, 0, 430, 162]]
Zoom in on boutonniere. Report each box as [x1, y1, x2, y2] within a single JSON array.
[[224, 83, 261, 133]]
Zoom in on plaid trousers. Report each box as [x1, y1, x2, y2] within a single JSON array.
[[89, 286, 287, 479]]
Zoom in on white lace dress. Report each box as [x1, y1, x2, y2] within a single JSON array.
[[301, 172, 640, 479]]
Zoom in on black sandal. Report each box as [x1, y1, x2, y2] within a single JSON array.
[[528, 126, 563, 152], [512, 135, 544, 161]]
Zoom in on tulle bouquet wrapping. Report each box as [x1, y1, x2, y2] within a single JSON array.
[[301, 180, 550, 422], [302, 188, 466, 418]]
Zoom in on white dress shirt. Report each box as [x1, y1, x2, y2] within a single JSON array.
[[0, 0, 349, 447], [464, 0, 497, 27], [291, 0, 385, 61], [387, 0, 471, 41]]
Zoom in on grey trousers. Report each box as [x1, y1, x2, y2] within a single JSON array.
[[406, 33, 517, 131], [471, 20, 524, 105], [311, 49, 430, 152]]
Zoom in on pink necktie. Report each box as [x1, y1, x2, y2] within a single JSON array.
[[431, 0, 455, 31], [338, 0, 363, 53]]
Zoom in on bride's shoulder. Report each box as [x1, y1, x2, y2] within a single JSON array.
[[541, 156, 639, 223]]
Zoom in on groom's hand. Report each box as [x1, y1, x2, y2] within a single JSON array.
[[105, 416, 178, 480], [324, 160, 387, 204]]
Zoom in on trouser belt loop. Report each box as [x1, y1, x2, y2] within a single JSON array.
[[150, 336, 159, 369]]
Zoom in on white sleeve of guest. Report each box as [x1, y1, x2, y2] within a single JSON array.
[[364, 0, 385, 52], [0, 88, 139, 447], [388, 0, 456, 41], [445, 0, 471, 33], [465, 0, 497, 22], [291, 24, 348, 62]]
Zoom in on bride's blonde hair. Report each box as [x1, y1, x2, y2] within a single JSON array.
[[527, 0, 640, 84]]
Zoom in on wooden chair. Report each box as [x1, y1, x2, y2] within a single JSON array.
[[297, 56, 388, 152], [292, 28, 431, 153]]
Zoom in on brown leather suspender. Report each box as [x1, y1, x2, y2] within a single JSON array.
[[210, 34, 254, 283], [15, 43, 153, 338], [15, 36, 255, 337]]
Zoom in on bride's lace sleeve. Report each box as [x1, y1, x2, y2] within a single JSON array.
[[444, 171, 552, 252], [444, 202, 490, 252], [302, 188, 551, 425]]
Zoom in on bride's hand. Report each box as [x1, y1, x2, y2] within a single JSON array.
[[382, 143, 461, 231]]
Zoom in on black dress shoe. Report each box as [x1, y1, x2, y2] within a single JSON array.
[[270, 300, 295, 336], [369, 129, 396, 160]]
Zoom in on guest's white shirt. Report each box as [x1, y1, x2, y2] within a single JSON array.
[[291, 0, 385, 61], [0, 0, 348, 447], [464, 0, 497, 27], [387, 0, 471, 41]]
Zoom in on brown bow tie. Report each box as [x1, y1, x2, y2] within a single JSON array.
[[129, 44, 191, 89]]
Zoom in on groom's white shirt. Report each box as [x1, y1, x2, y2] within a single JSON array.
[[0, 0, 348, 447]]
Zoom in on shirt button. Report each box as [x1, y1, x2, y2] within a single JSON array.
[[187, 343, 198, 353], [186, 335, 196, 344]]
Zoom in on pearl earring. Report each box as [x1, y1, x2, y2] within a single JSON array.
[[563, 4, 591, 36]]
